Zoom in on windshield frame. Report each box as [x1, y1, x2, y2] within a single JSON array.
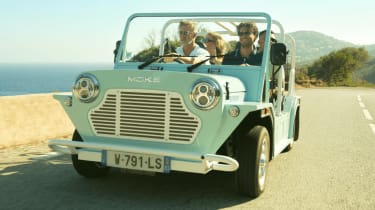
[[115, 12, 283, 69]]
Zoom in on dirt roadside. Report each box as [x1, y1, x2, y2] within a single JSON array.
[[0, 93, 74, 149]]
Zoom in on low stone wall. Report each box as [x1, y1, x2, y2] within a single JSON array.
[[0, 94, 74, 148]]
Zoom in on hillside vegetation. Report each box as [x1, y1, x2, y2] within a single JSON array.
[[289, 31, 375, 86], [305, 47, 369, 86], [353, 58, 375, 84], [288, 31, 356, 64]]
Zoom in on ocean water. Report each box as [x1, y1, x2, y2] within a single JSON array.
[[0, 63, 112, 96]]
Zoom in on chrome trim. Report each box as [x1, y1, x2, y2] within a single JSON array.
[[63, 96, 72, 107], [228, 105, 240, 117], [190, 78, 220, 110], [48, 139, 239, 173], [258, 136, 269, 190], [73, 73, 100, 103]]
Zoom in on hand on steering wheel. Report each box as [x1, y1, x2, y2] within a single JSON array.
[[163, 53, 185, 64], [173, 58, 185, 64]]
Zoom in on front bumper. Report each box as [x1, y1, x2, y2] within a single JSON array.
[[48, 139, 239, 174]]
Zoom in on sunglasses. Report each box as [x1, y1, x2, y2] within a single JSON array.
[[179, 31, 191, 36], [238, 31, 252, 36], [203, 38, 215, 43]]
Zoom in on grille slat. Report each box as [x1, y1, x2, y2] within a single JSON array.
[[91, 113, 116, 117], [91, 116, 116, 120], [89, 90, 201, 143], [170, 126, 197, 130], [119, 133, 164, 139], [122, 103, 165, 108], [120, 109, 165, 114], [120, 120, 165, 125], [120, 123, 164, 129], [121, 112, 166, 117]]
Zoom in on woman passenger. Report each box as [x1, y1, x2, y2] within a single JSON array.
[[204, 32, 228, 65]]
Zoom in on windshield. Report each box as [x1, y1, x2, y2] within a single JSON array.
[[116, 13, 283, 68]]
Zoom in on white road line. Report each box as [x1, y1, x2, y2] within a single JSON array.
[[31, 152, 63, 160], [358, 95, 375, 136], [363, 109, 374, 121], [370, 124, 375, 136]]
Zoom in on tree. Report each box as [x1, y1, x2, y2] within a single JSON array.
[[144, 30, 156, 48], [308, 47, 369, 86], [130, 46, 159, 62]]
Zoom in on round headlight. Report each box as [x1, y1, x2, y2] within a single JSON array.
[[73, 73, 99, 103], [190, 79, 220, 109]]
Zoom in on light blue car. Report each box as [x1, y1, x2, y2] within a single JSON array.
[[49, 12, 301, 198]]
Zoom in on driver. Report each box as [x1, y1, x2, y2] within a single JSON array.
[[164, 20, 210, 64]]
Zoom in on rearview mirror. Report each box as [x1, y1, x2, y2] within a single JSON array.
[[270, 43, 287, 65]]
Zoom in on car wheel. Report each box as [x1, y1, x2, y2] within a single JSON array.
[[283, 136, 294, 152], [293, 109, 300, 141], [71, 130, 110, 178], [235, 126, 270, 198], [284, 109, 300, 152]]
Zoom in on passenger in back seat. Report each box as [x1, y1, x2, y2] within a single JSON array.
[[258, 30, 277, 53]]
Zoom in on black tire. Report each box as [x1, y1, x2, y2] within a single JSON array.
[[284, 109, 300, 152], [235, 126, 270, 198], [293, 109, 300, 141], [283, 136, 294, 152], [71, 130, 110, 178]]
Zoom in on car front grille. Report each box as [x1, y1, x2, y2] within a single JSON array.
[[89, 89, 201, 143]]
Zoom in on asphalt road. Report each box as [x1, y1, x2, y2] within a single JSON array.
[[1, 87, 375, 210]]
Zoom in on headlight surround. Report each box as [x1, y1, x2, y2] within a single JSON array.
[[190, 79, 220, 110], [73, 73, 99, 103]]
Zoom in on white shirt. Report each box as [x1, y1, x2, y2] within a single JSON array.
[[176, 45, 210, 64]]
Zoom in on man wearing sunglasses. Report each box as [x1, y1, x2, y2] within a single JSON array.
[[222, 21, 262, 66], [164, 20, 209, 64]]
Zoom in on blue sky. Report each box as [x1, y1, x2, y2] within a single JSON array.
[[1, 0, 374, 63]]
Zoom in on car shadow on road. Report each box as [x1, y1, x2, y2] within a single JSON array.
[[0, 153, 253, 209]]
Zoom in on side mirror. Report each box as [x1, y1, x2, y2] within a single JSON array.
[[270, 43, 287, 65], [113, 40, 121, 63]]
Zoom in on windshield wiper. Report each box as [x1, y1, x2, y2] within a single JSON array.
[[187, 57, 210, 72], [139, 55, 212, 71], [138, 54, 184, 69], [138, 56, 162, 70], [138, 38, 172, 69]]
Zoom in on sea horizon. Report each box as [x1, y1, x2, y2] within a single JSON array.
[[0, 62, 113, 96]]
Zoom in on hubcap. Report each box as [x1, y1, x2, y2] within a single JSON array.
[[258, 137, 268, 189]]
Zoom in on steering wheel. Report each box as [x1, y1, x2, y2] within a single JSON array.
[[173, 58, 185, 64], [160, 53, 186, 64]]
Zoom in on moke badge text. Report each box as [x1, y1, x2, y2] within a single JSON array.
[[127, 76, 160, 83]]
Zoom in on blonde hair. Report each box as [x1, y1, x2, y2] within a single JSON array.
[[179, 20, 198, 34], [206, 32, 228, 55]]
